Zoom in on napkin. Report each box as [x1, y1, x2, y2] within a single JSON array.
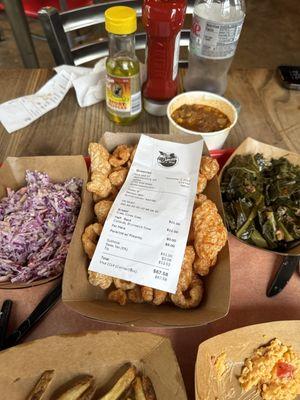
[[54, 58, 107, 108], [0, 59, 146, 134]]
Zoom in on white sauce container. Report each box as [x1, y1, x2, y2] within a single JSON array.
[[167, 91, 238, 150]]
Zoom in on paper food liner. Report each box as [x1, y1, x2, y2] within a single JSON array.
[[195, 320, 300, 400], [0, 156, 88, 289], [0, 330, 187, 400], [62, 132, 230, 328], [219, 137, 300, 256]]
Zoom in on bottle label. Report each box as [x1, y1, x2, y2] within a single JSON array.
[[130, 92, 142, 115], [106, 74, 141, 115], [190, 14, 244, 59], [173, 32, 181, 81]]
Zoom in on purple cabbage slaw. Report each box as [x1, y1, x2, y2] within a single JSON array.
[[0, 170, 82, 283]]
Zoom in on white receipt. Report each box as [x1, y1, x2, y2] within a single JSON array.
[[89, 135, 203, 294], [0, 60, 147, 133], [0, 70, 73, 133]]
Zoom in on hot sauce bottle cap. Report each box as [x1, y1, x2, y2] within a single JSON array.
[[105, 6, 137, 35], [143, 97, 170, 116]]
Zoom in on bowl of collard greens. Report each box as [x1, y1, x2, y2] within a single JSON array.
[[220, 138, 300, 256]]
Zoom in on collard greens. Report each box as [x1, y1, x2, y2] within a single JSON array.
[[221, 154, 300, 250]]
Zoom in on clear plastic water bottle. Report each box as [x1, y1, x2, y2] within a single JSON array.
[[184, 0, 246, 95]]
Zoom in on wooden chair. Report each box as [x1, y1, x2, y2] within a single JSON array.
[[38, 0, 194, 67]]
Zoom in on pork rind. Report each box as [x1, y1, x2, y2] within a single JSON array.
[[113, 278, 136, 290], [88, 271, 113, 290], [197, 174, 207, 194], [109, 145, 132, 167], [192, 199, 227, 275], [177, 246, 195, 291], [88, 142, 111, 176], [200, 156, 219, 180], [141, 286, 154, 303], [108, 289, 127, 306], [109, 167, 128, 187], [87, 172, 112, 199], [153, 290, 168, 306], [171, 274, 204, 309], [128, 286, 144, 304], [86, 143, 113, 198], [140, 286, 167, 305], [194, 255, 217, 277], [194, 193, 208, 208], [82, 223, 102, 259], [94, 200, 113, 224]]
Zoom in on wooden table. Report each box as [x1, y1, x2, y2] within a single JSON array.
[[0, 68, 299, 159], [0, 69, 300, 400]]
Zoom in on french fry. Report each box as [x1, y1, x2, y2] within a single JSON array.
[[142, 376, 157, 400], [56, 376, 94, 400], [133, 377, 146, 400], [99, 366, 136, 400], [78, 383, 95, 400], [26, 370, 55, 400]]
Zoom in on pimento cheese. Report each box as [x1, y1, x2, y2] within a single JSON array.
[[239, 338, 300, 400]]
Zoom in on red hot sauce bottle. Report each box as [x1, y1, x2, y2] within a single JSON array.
[[142, 0, 187, 115]]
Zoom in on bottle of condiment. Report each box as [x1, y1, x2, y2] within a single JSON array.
[[105, 6, 142, 124], [142, 0, 187, 116], [184, 0, 246, 95]]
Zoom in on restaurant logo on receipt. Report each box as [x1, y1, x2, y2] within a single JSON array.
[[157, 151, 178, 168], [89, 135, 203, 294]]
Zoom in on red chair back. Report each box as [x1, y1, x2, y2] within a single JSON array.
[[0, 0, 93, 18]]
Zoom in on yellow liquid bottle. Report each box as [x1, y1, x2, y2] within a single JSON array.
[[105, 6, 142, 125]]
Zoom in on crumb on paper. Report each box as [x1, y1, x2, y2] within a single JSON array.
[[238, 338, 300, 400], [212, 352, 228, 379]]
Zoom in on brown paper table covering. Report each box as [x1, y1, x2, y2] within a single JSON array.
[[0, 68, 300, 399]]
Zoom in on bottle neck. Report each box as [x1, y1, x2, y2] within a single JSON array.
[[108, 33, 136, 58]]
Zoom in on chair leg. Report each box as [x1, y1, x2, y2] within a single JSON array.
[[59, 0, 68, 11], [3, 0, 39, 68], [0, 27, 4, 42]]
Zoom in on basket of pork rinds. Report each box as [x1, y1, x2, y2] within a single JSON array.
[[82, 134, 227, 305], [62, 132, 230, 328]]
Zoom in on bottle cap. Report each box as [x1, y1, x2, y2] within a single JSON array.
[[105, 6, 137, 35]]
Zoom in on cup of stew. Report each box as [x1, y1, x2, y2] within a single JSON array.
[[167, 91, 238, 150]]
